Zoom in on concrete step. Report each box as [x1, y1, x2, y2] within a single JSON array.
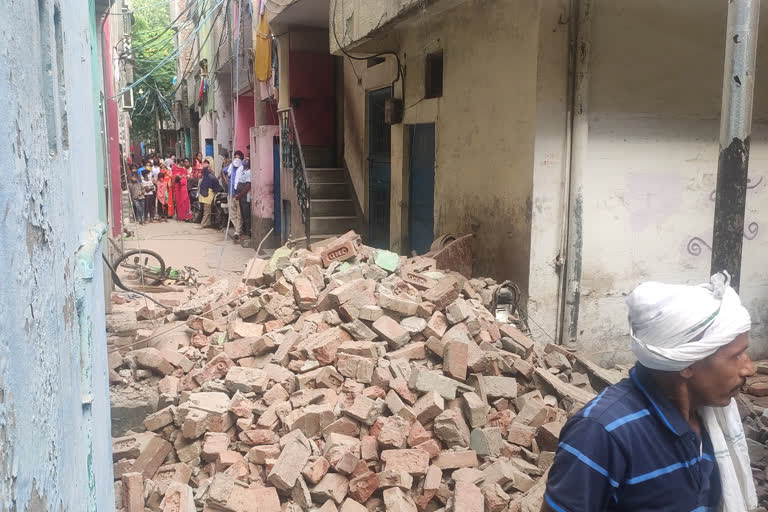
[[307, 168, 345, 184], [311, 198, 355, 217], [310, 182, 350, 200], [310, 216, 359, 235]]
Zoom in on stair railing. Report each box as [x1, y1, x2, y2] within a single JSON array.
[[277, 107, 311, 244]]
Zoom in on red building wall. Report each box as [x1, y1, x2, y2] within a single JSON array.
[[289, 51, 335, 147]]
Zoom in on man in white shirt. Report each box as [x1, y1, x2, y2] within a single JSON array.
[[234, 162, 252, 238], [224, 150, 245, 239]]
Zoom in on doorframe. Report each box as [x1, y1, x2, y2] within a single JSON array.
[[407, 123, 436, 255], [366, 86, 393, 249]]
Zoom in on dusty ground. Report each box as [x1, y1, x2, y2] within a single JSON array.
[[118, 219, 258, 283]]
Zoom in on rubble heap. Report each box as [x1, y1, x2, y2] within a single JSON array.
[[738, 363, 768, 507], [110, 231, 614, 512]]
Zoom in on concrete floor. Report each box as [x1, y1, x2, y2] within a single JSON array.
[[117, 220, 258, 283]]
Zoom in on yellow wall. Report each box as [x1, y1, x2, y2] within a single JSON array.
[[341, 0, 541, 286]]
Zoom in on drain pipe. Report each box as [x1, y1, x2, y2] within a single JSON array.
[[710, 0, 760, 291], [75, 223, 107, 512], [559, 0, 592, 347]]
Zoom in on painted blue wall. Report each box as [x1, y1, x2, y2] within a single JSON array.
[[0, 0, 115, 509]]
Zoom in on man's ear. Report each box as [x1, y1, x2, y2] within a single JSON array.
[[680, 365, 695, 379]]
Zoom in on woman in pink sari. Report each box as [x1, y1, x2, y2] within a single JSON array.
[[172, 163, 192, 221]]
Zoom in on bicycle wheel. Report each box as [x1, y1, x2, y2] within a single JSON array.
[[112, 249, 167, 286]]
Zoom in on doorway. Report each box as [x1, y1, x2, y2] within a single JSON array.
[[408, 124, 435, 254], [368, 87, 391, 249]]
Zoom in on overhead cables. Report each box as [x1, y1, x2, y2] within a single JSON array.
[[330, 0, 404, 96], [111, 0, 226, 100]]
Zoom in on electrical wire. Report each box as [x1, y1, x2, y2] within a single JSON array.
[[112, 0, 225, 100], [331, 0, 404, 95], [118, 0, 201, 58], [214, 0, 242, 281], [109, 0, 173, 15], [171, 0, 225, 97]]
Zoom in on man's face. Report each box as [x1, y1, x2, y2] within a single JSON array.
[[686, 333, 755, 407]]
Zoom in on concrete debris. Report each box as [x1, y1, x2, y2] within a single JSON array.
[[108, 231, 624, 512]]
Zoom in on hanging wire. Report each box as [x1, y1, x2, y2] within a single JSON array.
[[214, 0, 242, 280], [111, 0, 226, 100]]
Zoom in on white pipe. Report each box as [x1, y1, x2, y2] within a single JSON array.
[[560, 0, 592, 347]]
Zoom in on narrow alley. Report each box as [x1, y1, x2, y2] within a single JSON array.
[[5, 0, 768, 511]]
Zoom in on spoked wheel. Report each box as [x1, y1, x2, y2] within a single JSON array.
[[112, 249, 167, 286]]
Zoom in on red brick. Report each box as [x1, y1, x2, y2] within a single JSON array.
[[383, 487, 418, 512], [303, 456, 330, 485], [407, 421, 432, 447], [424, 311, 449, 340], [421, 278, 459, 310], [454, 481, 484, 512], [443, 340, 468, 381], [414, 439, 442, 459], [294, 276, 318, 310], [321, 241, 358, 267], [433, 450, 478, 469], [202, 432, 230, 462], [121, 472, 143, 512], [361, 436, 379, 461], [223, 337, 257, 360], [194, 352, 234, 385], [239, 429, 277, 445], [372, 316, 411, 349], [380, 449, 430, 476], [390, 377, 419, 405], [132, 436, 172, 479], [348, 471, 380, 502]]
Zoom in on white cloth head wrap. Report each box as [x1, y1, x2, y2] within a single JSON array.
[[627, 271, 751, 371], [626, 271, 756, 512]]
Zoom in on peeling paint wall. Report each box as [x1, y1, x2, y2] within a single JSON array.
[[529, 0, 768, 365], [0, 0, 114, 509]]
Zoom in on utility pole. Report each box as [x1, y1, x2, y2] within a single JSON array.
[[711, 0, 760, 291], [155, 96, 164, 157]]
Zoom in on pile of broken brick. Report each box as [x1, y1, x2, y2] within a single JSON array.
[[110, 231, 623, 512], [737, 363, 768, 507]]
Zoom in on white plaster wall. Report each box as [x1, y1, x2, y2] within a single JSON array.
[[0, 0, 114, 509], [528, 0, 571, 343], [529, 0, 768, 365]]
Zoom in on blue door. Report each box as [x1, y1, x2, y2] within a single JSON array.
[[273, 135, 281, 235], [368, 88, 391, 249], [408, 124, 435, 254]]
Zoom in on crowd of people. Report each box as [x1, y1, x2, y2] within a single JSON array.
[[126, 149, 253, 240]]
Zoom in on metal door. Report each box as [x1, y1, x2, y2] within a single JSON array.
[[408, 124, 435, 254], [368, 88, 391, 249]]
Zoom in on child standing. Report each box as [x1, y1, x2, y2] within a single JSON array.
[[141, 169, 156, 222]]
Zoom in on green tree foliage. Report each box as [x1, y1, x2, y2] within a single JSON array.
[[130, 0, 175, 147]]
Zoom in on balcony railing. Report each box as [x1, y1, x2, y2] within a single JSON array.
[[278, 107, 311, 244]]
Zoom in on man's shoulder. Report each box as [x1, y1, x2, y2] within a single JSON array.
[[568, 378, 646, 431]]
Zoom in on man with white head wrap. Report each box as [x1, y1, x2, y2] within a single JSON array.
[[542, 272, 756, 512]]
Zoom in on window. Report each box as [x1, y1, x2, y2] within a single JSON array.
[[425, 51, 443, 99]]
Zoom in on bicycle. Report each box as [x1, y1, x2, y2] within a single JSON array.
[[107, 237, 199, 288]]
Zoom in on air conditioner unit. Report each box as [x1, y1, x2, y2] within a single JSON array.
[[122, 88, 135, 110]]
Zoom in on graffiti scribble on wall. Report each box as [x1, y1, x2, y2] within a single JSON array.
[[687, 237, 713, 256], [687, 175, 762, 256]]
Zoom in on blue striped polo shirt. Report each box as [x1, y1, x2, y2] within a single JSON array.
[[544, 363, 721, 512]]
